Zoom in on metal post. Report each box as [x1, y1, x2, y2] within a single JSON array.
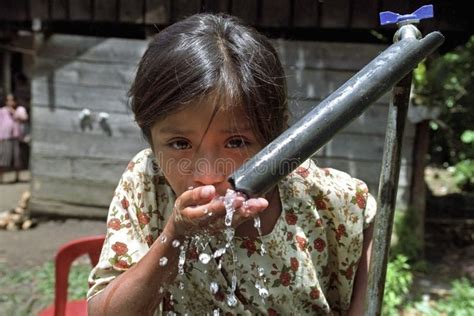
[[365, 5, 435, 315]]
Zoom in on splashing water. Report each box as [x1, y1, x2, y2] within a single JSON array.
[[172, 188, 269, 310], [159, 257, 168, 266], [209, 282, 219, 294], [199, 253, 211, 264]]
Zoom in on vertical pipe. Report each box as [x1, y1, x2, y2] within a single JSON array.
[[365, 72, 413, 315], [365, 23, 424, 315]]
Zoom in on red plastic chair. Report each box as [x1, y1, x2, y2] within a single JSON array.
[[37, 235, 105, 316]]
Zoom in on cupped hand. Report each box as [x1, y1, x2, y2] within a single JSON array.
[[169, 185, 268, 237]]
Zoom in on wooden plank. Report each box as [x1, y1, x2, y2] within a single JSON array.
[[0, 0, 28, 21], [119, 0, 144, 23], [69, 0, 92, 20], [32, 155, 130, 183], [273, 40, 387, 71], [231, 0, 258, 24], [34, 58, 137, 89], [32, 80, 131, 114], [285, 67, 391, 104], [94, 0, 118, 22], [350, 0, 378, 28], [31, 106, 140, 137], [30, 197, 109, 219], [30, 176, 115, 208], [31, 128, 148, 160], [171, 0, 200, 22], [201, 0, 231, 14], [293, 0, 319, 28], [36, 34, 147, 64], [313, 156, 412, 187], [260, 0, 290, 27], [288, 99, 416, 137], [379, 0, 410, 15], [30, 0, 49, 20], [145, 0, 170, 24], [319, 0, 350, 28], [318, 132, 414, 164], [51, 0, 68, 20]]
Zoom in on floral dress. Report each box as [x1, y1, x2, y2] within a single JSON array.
[[88, 149, 376, 315]]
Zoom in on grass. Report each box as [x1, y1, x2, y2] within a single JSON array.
[[0, 259, 91, 315]]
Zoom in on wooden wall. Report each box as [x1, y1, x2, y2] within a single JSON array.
[[0, 0, 469, 33], [30, 35, 148, 217], [30, 34, 414, 217]]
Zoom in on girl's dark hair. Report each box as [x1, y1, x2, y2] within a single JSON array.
[[129, 13, 287, 145]]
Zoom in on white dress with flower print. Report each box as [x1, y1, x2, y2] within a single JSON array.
[[88, 149, 376, 315]]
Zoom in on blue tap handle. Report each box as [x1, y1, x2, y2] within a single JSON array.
[[380, 4, 433, 26]]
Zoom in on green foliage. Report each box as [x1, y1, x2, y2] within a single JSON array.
[[413, 36, 474, 170], [408, 278, 474, 315], [391, 208, 423, 263], [0, 261, 91, 315], [383, 255, 413, 315], [453, 159, 474, 191], [436, 278, 474, 315]]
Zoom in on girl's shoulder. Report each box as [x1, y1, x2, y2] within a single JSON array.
[[123, 148, 160, 177], [289, 159, 369, 193], [282, 159, 373, 213]]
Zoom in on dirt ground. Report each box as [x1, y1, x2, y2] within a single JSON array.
[[0, 171, 106, 271]]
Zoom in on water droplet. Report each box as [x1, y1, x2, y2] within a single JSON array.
[[231, 273, 237, 291], [159, 286, 164, 293], [172, 240, 180, 248], [199, 253, 211, 264], [259, 287, 269, 298], [224, 228, 235, 241], [209, 282, 219, 294], [203, 208, 209, 214], [159, 257, 168, 266], [178, 243, 187, 275], [226, 293, 237, 307], [208, 212, 213, 216], [213, 248, 226, 258], [213, 308, 220, 316], [260, 244, 267, 255], [258, 267, 265, 277], [254, 216, 261, 229], [160, 235, 167, 243], [179, 282, 185, 290]]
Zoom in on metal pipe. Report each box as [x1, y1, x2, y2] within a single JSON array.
[[365, 23, 427, 315], [228, 31, 444, 197]]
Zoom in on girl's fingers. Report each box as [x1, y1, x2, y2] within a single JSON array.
[[233, 197, 269, 225], [174, 186, 269, 234], [176, 185, 216, 209]]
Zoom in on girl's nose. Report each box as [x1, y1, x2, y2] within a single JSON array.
[[192, 157, 227, 186]]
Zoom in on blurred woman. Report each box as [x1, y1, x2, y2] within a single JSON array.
[[0, 93, 29, 183]]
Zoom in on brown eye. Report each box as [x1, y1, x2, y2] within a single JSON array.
[[226, 137, 249, 149], [169, 140, 191, 150]]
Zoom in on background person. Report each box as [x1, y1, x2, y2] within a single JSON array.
[[0, 93, 29, 183]]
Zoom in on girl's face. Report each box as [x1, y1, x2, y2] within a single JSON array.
[[150, 101, 262, 197]]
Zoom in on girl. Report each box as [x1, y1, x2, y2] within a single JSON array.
[[88, 13, 376, 315]]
